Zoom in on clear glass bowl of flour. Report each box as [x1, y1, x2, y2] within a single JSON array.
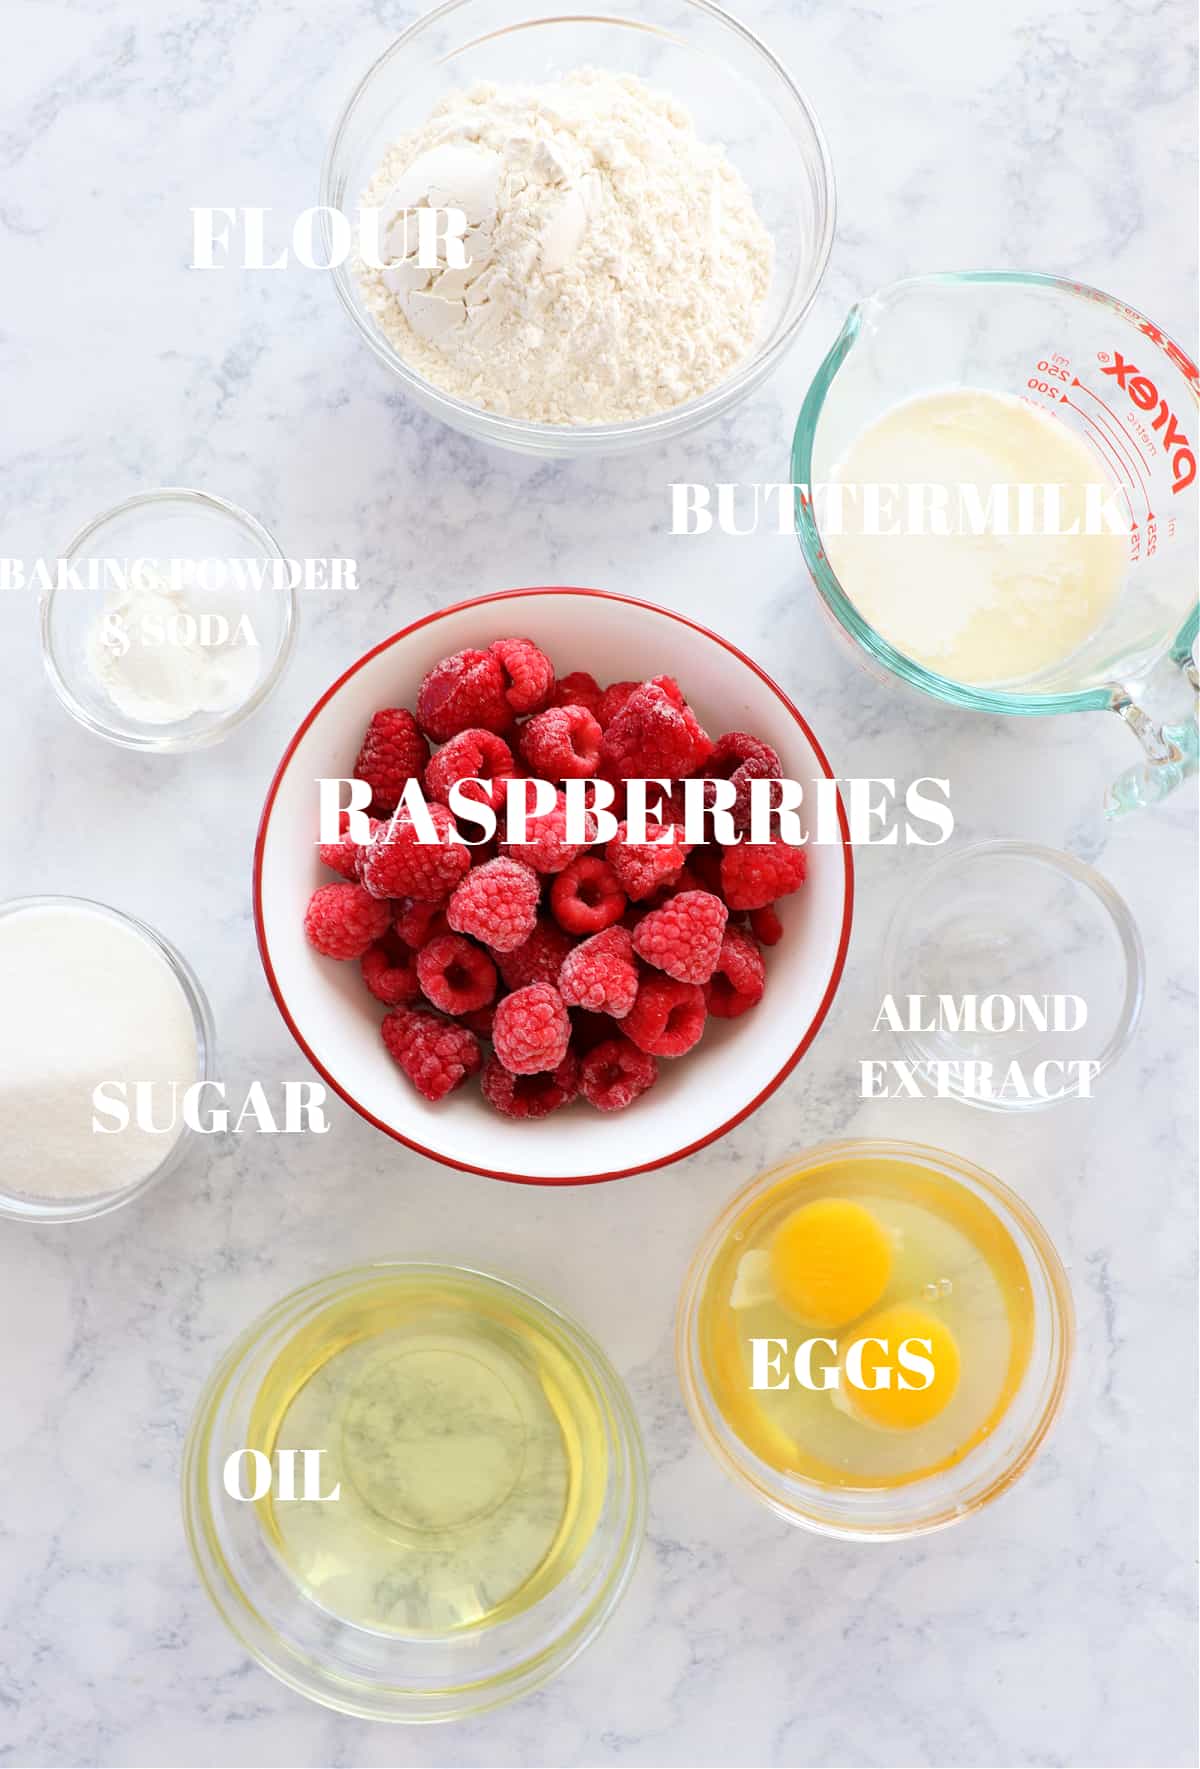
[[41, 489, 296, 751], [0, 897, 215, 1223], [322, 0, 835, 457]]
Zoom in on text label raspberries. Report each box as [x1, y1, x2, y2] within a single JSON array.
[[302, 638, 810, 1124]]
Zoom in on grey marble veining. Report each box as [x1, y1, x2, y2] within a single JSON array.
[[0, 0, 1196, 1764]]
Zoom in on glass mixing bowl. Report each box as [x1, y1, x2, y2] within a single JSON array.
[[183, 1263, 646, 1722], [880, 842, 1144, 1112], [793, 272, 1199, 815], [676, 1140, 1073, 1539], [0, 896, 215, 1224], [322, 0, 834, 457], [41, 489, 295, 752]]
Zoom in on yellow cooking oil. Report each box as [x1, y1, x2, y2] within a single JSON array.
[[244, 1270, 609, 1634], [699, 1151, 1035, 1488]]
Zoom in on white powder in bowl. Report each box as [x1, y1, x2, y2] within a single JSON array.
[[0, 903, 201, 1203], [85, 570, 262, 727], [354, 68, 774, 424]]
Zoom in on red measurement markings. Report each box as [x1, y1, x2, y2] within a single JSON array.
[[1070, 375, 1154, 496], [1077, 431, 1138, 539], [1061, 392, 1152, 525]]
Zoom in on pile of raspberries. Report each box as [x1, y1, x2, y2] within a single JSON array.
[[302, 637, 807, 1118]]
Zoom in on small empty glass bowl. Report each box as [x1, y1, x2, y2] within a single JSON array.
[[676, 1140, 1074, 1539], [321, 0, 835, 456], [41, 489, 295, 751], [183, 1263, 646, 1722], [0, 896, 215, 1224], [881, 841, 1144, 1110]]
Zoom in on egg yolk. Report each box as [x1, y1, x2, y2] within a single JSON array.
[[768, 1198, 892, 1327], [843, 1304, 961, 1431]]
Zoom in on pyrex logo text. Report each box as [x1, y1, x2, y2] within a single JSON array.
[[1101, 351, 1196, 493]]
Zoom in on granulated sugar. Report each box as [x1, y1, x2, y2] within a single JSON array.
[[0, 902, 200, 1202]]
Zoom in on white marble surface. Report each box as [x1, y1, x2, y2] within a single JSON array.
[[1, 0, 1197, 1764]]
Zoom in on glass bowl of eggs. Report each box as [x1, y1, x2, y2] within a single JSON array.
[[676, 1138, 1073, 1538]]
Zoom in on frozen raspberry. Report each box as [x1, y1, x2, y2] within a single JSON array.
[[550, 670, 602, 717], [417, 648, 512, 742], [749, 904, 784, 947], [360, 933, 421, 1006], [394, 899, 451, 948], [446, 856, 540, 953], [424, 728, 516, 815], [632, 890, 728, 984], [624, 974, 707, 1058], [501, 788, 594, 874], [416, 933, 497, 1015], [705, 925, 766, 1018], [704, 732, 782, 832], [648, 863, 704, 905], [599, 675, 713, 781], [687, 844, 726, 895], [549, 856, 626, 934], [495, 918, 574, 990], [461, 1001, 498, 1038], [492, 982, 571, 1075], [489, 637, 555, 715], [720, 840, 808, 911], [579, 1037, 658, 1111], [606, 820, 690, 901], [359, 803, 471, 902], [303, 882, 391, 960], [381, 1008, 481, 1101], [481, 1052, 579, 1119], [465, 835, 500, 866], [318, 811, 377, 881], [519, 703, 603, 779], [353, 709, 430, 814], [558, 926, 638, 1019], [597, 679, 640, 729], [318, 836, 359, 881]]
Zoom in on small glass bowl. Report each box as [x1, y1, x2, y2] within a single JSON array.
[[0, 896, 215, 1224], [880, 841, 1144, 1111], [41, 488, 296, 752], [676, 1140, 1074, 1539], [321, 0, 835, 457], [183, 1263, 647, 1722]]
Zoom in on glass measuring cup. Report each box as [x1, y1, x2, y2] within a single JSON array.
[[792, 272, 1198, 815]]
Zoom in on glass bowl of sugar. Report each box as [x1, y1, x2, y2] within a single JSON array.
[[0, 897, 215, 1223], [321, 0, 835, 456], [40, 488, 296, 752]]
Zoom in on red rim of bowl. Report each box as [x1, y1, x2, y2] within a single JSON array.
[[253, 587, 855, 1185]]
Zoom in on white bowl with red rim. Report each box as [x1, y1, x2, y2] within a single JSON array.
[[254, 588, 853, 1184]]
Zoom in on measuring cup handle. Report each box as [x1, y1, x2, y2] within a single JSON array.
[[1105, 654, 1199, 817]]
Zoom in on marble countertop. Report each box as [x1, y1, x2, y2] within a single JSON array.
[[1, 0, 1196, 1764]]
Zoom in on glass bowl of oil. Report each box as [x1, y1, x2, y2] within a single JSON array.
[[676, 1139, 1073, 1538], [183, 1263, 646, 1721]]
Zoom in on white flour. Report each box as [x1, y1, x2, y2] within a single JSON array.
[[0, 904, 199, 1200], [355, 69, 774, 424]]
